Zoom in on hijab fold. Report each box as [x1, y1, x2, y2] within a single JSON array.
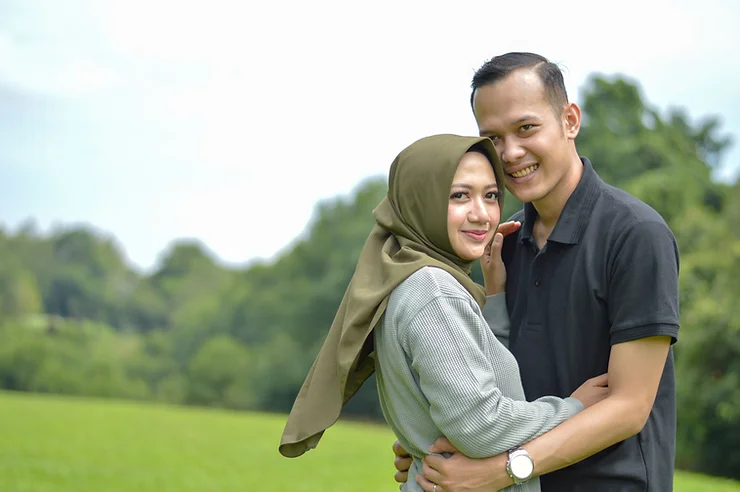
[[279, 134, 504, 458]]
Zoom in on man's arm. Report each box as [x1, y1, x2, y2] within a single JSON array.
[[403, 294, 584, 459], [522, 335, 671, 473], [417, 337, 671, 492], [419, 218, 680, 492]]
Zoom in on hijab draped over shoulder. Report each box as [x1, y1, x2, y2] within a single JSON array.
[[279, 134, 505, 457]]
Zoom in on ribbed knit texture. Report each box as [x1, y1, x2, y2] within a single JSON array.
[[374, 266, 583, 491]]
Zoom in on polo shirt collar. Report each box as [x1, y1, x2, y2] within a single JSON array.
[[519, 157, 601, 245]]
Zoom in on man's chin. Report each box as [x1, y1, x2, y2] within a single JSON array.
[[506, 185, 546, 205]]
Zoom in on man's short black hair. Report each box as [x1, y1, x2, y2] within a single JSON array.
[[470, 52, 569, 115]]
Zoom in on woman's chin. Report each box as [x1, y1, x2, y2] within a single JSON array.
[[458, 248, 485, 262]]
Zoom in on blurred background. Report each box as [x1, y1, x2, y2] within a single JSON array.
[[1, 0, 739, 490]]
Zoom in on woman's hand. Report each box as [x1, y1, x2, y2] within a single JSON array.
[[481, 221, 520, 296], [570, 373, 610, 409]]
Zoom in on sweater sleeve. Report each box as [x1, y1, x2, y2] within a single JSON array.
[[401, 294, 583, 459], [482, 293, 510, 349]]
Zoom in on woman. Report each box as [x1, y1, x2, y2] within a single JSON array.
[[278, 134, 606, 491]]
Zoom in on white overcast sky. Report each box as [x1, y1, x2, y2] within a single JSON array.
[[1, 0, 739, 272]]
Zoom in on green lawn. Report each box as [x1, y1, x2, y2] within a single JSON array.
[[0, 390, 737, 492]]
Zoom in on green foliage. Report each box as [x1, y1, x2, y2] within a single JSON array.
[[0, 75, 738, 478], [187, 335, 254, 409]]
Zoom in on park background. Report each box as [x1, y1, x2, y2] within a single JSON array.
[[1, 0, 739, 490]]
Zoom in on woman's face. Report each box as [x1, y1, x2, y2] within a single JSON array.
[[447, 151, 501, 261]]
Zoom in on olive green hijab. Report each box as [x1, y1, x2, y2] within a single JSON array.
[[279, 134, 505, 458]]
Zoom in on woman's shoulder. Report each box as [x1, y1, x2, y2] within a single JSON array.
[[401, 266, 467, 293], [388, 266, 472, 320]]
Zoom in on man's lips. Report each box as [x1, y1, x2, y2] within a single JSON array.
[[462, 230, 488, 241], [505, 162, 539, 174], [505, 162, 540, 180]]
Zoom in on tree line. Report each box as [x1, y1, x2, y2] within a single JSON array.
[[0, 75, 738, 478]]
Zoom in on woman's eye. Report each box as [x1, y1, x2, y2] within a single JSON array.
[[486, 191, 500, 199], [450, 192, 466, 199]]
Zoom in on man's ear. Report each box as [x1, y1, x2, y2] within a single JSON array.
[[563, 102, 581, 140]]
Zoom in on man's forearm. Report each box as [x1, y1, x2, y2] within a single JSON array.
[[471, 395, 643, 489], [522, 337, 670, 476], [522, 394, 645, 476]]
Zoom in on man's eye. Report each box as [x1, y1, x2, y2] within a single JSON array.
[[521, 124, 534, 131]]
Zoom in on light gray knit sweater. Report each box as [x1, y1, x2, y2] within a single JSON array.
[[374, 266, 583, 492]]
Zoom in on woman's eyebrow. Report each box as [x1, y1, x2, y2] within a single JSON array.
[[450, 183, 499, 190]]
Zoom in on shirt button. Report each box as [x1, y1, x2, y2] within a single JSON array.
[[535, 279, 541, 287]]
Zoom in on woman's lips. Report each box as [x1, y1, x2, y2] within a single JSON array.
[[463, 230, 488, 241]]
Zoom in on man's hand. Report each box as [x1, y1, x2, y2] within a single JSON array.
[[393, 440, 412, 488], [415, 438, 512, 492], [482, 221, 520, 296]]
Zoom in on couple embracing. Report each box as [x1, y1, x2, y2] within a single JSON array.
[[279, 52, 679, 492]]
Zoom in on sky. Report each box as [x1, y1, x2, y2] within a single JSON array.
[[1, 0, 739, 272]]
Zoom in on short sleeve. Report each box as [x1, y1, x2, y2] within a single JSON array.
[[608, 219, 680, 345]]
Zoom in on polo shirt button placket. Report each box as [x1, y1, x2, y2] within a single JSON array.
[[535, 279, 541, 287]]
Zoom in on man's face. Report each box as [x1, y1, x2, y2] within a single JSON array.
[[472, 69, 574, 205]]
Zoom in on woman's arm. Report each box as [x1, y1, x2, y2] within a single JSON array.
[[482, 293, 510, 348], [402, 294, 583, 459]]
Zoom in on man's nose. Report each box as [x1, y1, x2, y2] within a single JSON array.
[[500, 138, 525, 164]]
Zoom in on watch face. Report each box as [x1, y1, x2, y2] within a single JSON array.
[[511, 454, 534, 479]]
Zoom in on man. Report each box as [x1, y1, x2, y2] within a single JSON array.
[[393, 52, 680, 491]]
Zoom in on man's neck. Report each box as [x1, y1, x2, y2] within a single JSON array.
[[531, 155, 584, 241]]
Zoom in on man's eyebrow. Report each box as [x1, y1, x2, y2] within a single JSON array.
[[513, 114, 539, 125], [479, 115, 540, 135]]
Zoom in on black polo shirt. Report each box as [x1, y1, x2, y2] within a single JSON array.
[[502, 158, 680, 491]]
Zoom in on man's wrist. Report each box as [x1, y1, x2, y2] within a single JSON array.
[[485, 452, 515, 489], [506, 447, 535, 484]]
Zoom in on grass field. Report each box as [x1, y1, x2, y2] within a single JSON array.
[[0, 390, 738, 492]]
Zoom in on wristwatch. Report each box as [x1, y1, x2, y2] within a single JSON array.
[[506, 447, 534, 484]]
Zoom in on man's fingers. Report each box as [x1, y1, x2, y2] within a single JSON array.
[[423, 453, 447, 473], [393, 440, 410, 458], [418, 460, 445, 491], [429, 437, 458, 454], [416, 473, 441, 492], [395, 455, 413, 472], [394, 470, 409, 484], [422, 458, 445, 481]]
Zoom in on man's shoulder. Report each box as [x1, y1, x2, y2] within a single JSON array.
[[595, 181, 671, 231], [589, 181, 679, 266]]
